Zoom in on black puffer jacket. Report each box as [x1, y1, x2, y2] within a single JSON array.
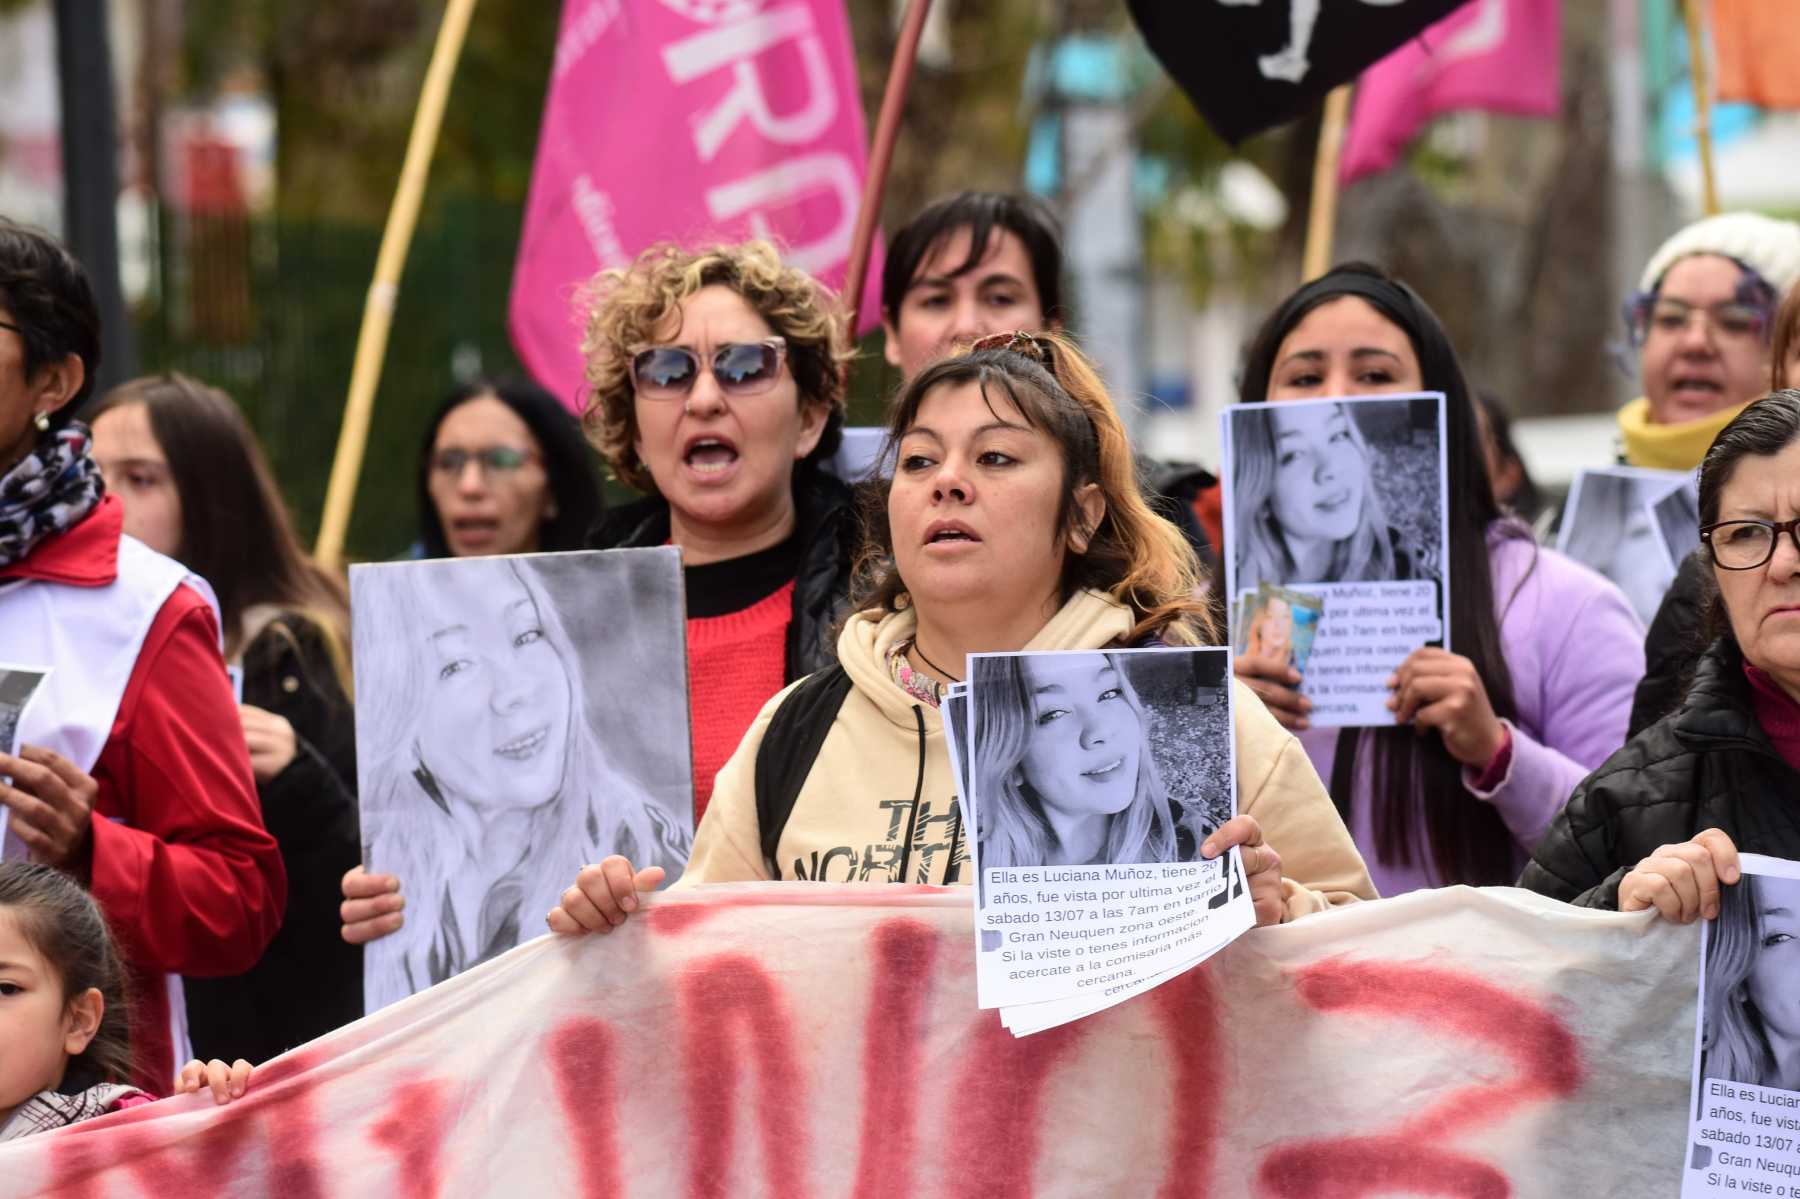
[[1520, 636, 1800, 909], [1628, 548, 1712, 736], [587, 469, 860, 678]]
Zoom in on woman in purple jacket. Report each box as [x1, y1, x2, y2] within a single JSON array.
[[1233, 264, 1646, 894]]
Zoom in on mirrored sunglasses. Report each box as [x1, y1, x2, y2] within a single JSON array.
[[630, 337, 787, 400]]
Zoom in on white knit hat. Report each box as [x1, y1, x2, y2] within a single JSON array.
[[1639, 211, 1800, 295]]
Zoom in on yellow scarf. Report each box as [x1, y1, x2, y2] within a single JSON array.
[[1616, 396, 1750, 471]]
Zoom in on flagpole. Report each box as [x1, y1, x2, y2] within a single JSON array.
[[842, 0, 934, 336], [1681, 0, 1720, 216], [1301, 84, 1354, 282], [314, 0, 480, 571]]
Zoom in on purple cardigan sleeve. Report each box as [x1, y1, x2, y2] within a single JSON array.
[[1461, 541, 1646, 855]]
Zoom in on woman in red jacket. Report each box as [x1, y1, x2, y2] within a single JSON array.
[[0, 220, 284, 1094]]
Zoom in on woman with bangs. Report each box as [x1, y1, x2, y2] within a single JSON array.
[[1230, 400, 1413, 588], [1233, 263, 1644, 896], [546, 331, 1375, 934], [353, 556, 688, 1006], [975, 652, 1183, 871]]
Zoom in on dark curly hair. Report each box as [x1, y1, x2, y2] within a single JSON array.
[[0, 861, 132, 1091], [0, 219, 103, 429]]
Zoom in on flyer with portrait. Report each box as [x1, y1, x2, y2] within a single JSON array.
[[0, 664, 51, 860], [964, 646, 1253, 1035], [350, 548, 694, 1011], [1221, 392, 1451, 728], [1559, 465, 1699, 625], [1683, 853, 1800, 1198]]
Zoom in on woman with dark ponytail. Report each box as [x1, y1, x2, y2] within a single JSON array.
[[1232, 263, 1644, 892]]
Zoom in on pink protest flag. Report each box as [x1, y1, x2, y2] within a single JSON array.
[[1339, 0, 1561, 185], [508, 0, 884, 413]]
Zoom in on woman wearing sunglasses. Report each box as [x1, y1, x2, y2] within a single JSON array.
[[340, 243, 854, 948], [1522, 391, 1800, 919]]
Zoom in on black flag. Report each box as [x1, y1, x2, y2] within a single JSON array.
[[1128, 0, 1473, 144]]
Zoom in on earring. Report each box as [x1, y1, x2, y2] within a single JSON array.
[[412, 761, 451, 815], [33, 411, 50, 433]]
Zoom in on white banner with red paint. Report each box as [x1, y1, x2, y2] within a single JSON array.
[[508, 0, 882, 412], [2, 883, 1697, 1197]]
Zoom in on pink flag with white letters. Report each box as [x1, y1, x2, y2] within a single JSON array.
[[508, 0, 883, 413], [1339, 0, 1561, 185]]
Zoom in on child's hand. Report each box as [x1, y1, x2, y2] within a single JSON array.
[[178, 1058, 253, 1104]]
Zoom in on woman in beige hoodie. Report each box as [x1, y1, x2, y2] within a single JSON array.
[[550, 332, 1375, 934]]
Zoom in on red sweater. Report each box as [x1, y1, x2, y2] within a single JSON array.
[[1747, 663, 1800, 771], [2, 499, 286, 1094], [686, 582, 794, 823]]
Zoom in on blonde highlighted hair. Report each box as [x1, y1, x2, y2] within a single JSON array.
[[579, 240, 853, 492], [855, 331, 1216, 645]]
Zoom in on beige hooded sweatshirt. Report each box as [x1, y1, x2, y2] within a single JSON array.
[[680, 589, 1376, 920]]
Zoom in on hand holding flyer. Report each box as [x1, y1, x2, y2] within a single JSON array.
[[958, 647, 1256, 1036], [1222, 393, 1451, 729], [1683, 854, 1800, 1198]]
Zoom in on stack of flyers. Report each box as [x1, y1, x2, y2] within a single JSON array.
[[943, 646, 1257, 1036], [1234, 583, 1325, 675]]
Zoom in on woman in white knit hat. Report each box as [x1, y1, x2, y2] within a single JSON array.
[[1619, 211, 1800, 472]]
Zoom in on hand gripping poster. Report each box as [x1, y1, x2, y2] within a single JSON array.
[[1222, 392, 1451, 727], [350, 548, 693, 1011], [1684, 854, 1800, 1198], [963, 646, 1252, 1035]]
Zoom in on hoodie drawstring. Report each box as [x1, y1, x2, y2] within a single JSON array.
[[896, 704, 927, 883]]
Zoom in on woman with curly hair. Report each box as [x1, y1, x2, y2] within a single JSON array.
[[340, 241, 860, 946]]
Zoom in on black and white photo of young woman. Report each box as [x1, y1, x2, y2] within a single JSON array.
[[1558, 467, 1696, 625], [352, 549, 693, 1009], [1698, 868, 1800, 1094], [969, 648, 1233, 880], [1226, 394, 1445, 592]]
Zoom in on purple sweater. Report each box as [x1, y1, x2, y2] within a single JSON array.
[[1299, 523, 1646, 896]]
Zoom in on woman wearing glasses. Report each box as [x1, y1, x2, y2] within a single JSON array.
[[416, 377, 603, 559], [340, 242, 856, 945], [1522, 391, 1800, 917]]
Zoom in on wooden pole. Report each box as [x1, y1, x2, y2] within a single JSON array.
[[314, 0, 479, 570], [842, 0, 934, 335], [1682, 0, 1720, 216], [1302, 84, 1354, 282]]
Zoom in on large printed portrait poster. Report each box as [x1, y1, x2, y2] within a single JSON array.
[[1221, 392, 1451, 727], [1684, 854, 1800, 1197], [351, 548, 693, 1011]]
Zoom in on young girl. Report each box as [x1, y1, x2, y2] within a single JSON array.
[[1700, 871, 1800, 1092], [548, 330, 1375, 931], [0, 862, 252, 1142]]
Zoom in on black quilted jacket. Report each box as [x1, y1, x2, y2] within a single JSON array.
[[1519, 635, 1800, 909]]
